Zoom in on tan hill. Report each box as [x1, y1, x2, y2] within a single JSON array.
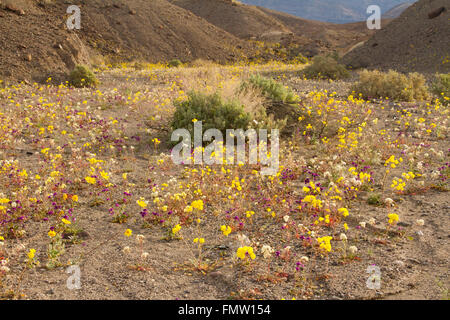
[[169, 0, 290, 39], [257, 7, 379, 56], [0, 0, 248, 82], [343, 0, 449, 73], [170, 0, 379, 57]]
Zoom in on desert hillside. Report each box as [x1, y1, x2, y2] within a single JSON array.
[[170, 0, 379, 58], [0, 0, 248, 82], [256, 7, 380, 56], [169, 0, 290, 39], [0, 0, 383, 83], [343, 0, 449, 73]]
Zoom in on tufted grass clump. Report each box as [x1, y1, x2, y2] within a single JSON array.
[[431, 73, 450, 105], [301, 54, 350, 80], [240, 74, 299, 105], [239, 75, 302, 133], [168, 59, 183, 68], [69, 65, 99, 88], [350, 69, 430, 102]]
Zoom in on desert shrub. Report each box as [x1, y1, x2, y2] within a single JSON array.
[[367, 193, 382, 206], [171, 91, 251, 143], [239, 75, 302, 133], [187, 59, 218, 68], [240, 74, 299, 105], [301, 55, 350, 80], [168, 59, 183, 68], [90, 54, 107, 70], [133, 61, 146, 70], [431, 73, 450, 105], [69, 65, 98, 88], [350, 70, 429, 102]]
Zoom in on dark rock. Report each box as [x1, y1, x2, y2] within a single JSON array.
[[428, 7, 446, 19]]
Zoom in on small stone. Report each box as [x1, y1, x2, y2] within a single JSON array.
[[397, 221, 411, 227], [394, 260, 405, 267]]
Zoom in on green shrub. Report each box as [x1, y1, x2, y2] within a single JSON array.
[[69, 65, 98, 88], [239, 75, 301, 133], [367, 193, 381, 206], [168, 59, 183, 68], [240, 74, 299, 105], [431, 73, 450, 105], [350, 70, 429, 102], [133, 61, 146, 70], [171, 91, 251, 143], [301, 55, 350, 80]]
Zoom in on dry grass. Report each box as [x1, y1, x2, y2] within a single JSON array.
[[350, 69, 430, 102]]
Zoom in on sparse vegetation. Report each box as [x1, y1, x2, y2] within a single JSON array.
[[168, 59, 183, 68], [171, 90, 251, 141], [69, 65, 98, 88], [301, 54, 350, 80], [431, 73, 450, 105], [290, 53, 309, 65], [350, 69, 430, 102], [367, 193, 382, 206], [240, 74, 299, 105]]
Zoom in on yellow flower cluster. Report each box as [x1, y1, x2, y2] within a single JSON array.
[[302, 195, 323, 209], [27, 249, 36, 259], [391, 178, 406, 191], [245, 210, 255, 218], [236, 246, 256, 260], [385, 155, 403, 168], [317, 236, 332, 252], [191, 200, 204, 211], [401, 171, 416, 180], [220, 225, 232, 236], [85, 176, 97, 184], [172, 224, 181, 234], [388, 213, 399, 225], [338, 207, 349, 217], [136, 198, 148, 208]]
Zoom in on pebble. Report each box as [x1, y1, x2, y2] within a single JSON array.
[[394, 260, 405, 267]]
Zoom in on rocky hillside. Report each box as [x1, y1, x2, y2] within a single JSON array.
[[169, 0, 290, 39], [0, 0, 248, 82], [171, 0, 378, 57], [343, 0, 449, 73]]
